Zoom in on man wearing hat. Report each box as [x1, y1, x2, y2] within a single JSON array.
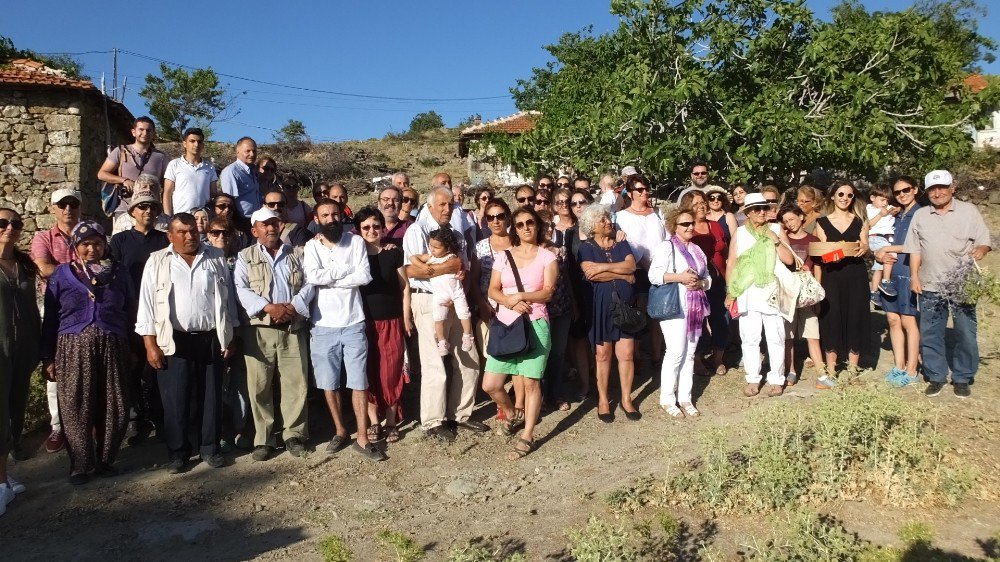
[[233, 207, 315, 461], [109, 182, 170, 443], [29, 187, 82, 455], [903, 170, 992, 398]]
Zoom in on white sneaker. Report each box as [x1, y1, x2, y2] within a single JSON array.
[[0, 484, 14, 517], [7, 476, 25, 495]]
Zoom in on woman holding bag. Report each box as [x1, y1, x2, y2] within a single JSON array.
[[648, 208, 711, 417], [482, 207, 558, 460]]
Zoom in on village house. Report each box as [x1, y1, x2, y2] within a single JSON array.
[[458, 111, 540, 187], [0, 58, 133, 240]]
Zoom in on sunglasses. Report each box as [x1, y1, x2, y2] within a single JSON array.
[[676, 221, 695, 228], [707, 194, 725, 201], [359, 224, 382, 232], [515, 219, 536, 230], [764, 199, 778, 204], [0, 218, 24, 230], [56, 200, 80, 209], [516, 196, 535, 203], [402, 197, 417, 205], [692, 171, 708, 176], [538, 182, 552, 188], [554, 199, 568, 207], [535, 199, 550, 205], [893, 186, 914, 196], [208, 230, 230, 237], [479, 195, 490, 201], [265, 201, 286, 209], [556, 182, 571, 188], [215, 204, 232, 210], [747, 207, 767, 214], [134, 203, 156, 211], [485, 212, 507, 222], [835, 192, 854, 199], [632, 187, 649, 193], [571, 200, 587, 207]]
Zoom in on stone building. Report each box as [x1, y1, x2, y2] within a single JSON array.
[[458, 111, 539, 187], [0, 59, 134, 240]]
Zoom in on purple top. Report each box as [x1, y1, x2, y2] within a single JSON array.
[[41, 263, 130, 359]]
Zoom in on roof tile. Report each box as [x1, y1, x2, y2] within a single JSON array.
[[0, 58, 96, 90], [460, 111, 540, 136]]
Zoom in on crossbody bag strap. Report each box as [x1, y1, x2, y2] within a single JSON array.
[[505, 249, 525, 292]]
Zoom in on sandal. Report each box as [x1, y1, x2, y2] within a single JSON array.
[[768, 384, 784, 397], [680, 403, 700, 417], [508, 437, 534, 460], [514, 408, 525, 422], [662, 404, 683, 418], [385, 425, 400, 443], [743, 383, 760, 397], [499, 417, 518, 436], [367, 424, 382, 442]]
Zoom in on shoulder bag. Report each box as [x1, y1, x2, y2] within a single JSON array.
[[647, 241, 683, 321], [486, 250, 534, 359], [100, 145, 126, 217], [782, 241, 826, 308]]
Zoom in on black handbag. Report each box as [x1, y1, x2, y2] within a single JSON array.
[[486, 250, 534, 359], [595, 241, 647, 333]]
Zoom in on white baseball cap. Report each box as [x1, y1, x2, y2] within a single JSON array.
[[249, 207, 281, 225], [621, 165, 638, 177], [924, 170, 953, 188], [51, 188, 82, 204]]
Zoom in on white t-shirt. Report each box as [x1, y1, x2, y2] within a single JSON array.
[[599, 190, 617, 205], [866, 204, 895, 237], [164, 157, 217, 214], [614, 208, 666, 267]]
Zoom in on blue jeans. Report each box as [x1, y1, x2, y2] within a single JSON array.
[[918, 291, 978, 384]]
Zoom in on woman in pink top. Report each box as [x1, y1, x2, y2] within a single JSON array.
[[482, 208, 558, 460]]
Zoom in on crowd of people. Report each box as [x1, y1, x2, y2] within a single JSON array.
[[0, 116, 993, 516]]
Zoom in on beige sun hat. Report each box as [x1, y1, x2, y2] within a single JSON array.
[[702, 184, 731, 202]]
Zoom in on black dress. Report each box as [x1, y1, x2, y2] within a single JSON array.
[[816, 216, 869, 358]]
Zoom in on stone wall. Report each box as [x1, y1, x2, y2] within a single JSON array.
[[0, 88, 129, 247]]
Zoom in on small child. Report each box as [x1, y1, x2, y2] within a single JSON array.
[[866, 186, 898, 300], [410, 228, 475, 355]]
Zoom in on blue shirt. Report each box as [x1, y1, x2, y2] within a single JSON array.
[[220, 159, 262, 218]]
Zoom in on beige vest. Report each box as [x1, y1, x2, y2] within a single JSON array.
[[238, 244, 306, 331]]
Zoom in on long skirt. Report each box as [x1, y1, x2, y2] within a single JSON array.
[[55, 324, 129, 475], [365, 318, 406, 421]]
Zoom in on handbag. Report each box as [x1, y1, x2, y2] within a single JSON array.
[[647, 241, 683, 321], [595, 241, 647, 333], [486, 250, 534, 359], [99, 145, 126, 217], [782, 241, 826, 308]]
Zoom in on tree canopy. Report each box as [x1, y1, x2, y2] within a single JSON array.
[[139, 63, 227, 141], [275, 119, 310, 147], [408, 110, 445, 134], [493, 0, 1000, 185]]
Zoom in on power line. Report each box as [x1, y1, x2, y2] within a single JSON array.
[[119, 49, 511, 103]]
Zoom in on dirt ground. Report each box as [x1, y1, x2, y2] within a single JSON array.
[[3, 266, 999, 561]]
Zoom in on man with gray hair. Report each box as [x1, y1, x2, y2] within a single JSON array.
[[403, 184, 485, 442], [377, 185, 409, 246]]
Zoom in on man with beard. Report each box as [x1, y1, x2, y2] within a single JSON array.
[[234, 208, 315, 461], [377, 186, 409, 246], [303, 200, 384, 461], [136, 214, 239, 473]]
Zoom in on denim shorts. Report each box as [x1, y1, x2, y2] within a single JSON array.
[[869, 235, 892, 271], [310, 323, 368, 391]]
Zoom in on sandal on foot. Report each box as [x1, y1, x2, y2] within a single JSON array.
[[662, 405, 684, 417], [768, 384, 784, 397], [680, 403, 700, 417], [385, 425, 400, 443], [366, 424, 382, 442], [508, 437, 534, 460], [743, 383, 760, 397], [499, 417, 518, 436]]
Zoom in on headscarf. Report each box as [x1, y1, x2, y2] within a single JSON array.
[[70, 221, 114, 288], [726, 222, 777, 299], [672, 235, 710, 341]]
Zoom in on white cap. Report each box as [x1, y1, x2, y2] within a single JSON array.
[[51, 188, 82, 204], [621, 165, 638, 177], [249, 207, 281, 225], [924, 170, 953, 188]]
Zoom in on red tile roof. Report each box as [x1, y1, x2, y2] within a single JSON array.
[[0, 58, 96, 90], [965, 74, 989, 94], [461, 111, 540, 136]]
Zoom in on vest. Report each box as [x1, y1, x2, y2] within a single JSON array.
[[238, 244, 306, 331], [149, 245, 235, 355]]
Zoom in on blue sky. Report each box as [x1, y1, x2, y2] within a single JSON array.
[[6, 0, 997, 143]]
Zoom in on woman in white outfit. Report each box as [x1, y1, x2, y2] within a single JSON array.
[[724, 193, 794, 397], [648, 208, 711, 417]]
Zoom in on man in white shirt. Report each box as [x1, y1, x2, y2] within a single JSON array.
[[163, 128, 218, 215], [403, 185, 486, 442], [136, 213, 238, 474], [220, 137, 262, 219], [303, 200, 385, 461]]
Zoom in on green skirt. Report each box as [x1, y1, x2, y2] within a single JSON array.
[[484, 318, 551, 379]]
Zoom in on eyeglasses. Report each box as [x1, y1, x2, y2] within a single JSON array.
[[747, 207, 767, 214], [207, 230, 230, 237], [55, 200, 80, 209], [265, 201, 286, 209], [135, 203, 156, 211], [538, 182, 552, 188], [0, 218, 24, 230], [691, 171, 708, 176], [535, 199, 550, 205], [554, 199, 568, 207], [401, 197, 417, 205], [378, 197, 400, 204], [215, 204, 232, 210], [707, 194, 725, 201], [835, 192, 854, 199], [893, 186, 914, 196], [632, 187, 649, 193], [571, 200, 587, 207], [515, 219, 536, 230], [479, 195, 490, 201], [516, 196, 535, 204], [676, 221, 695, 228], [359, 224, 382, 232], [485, 212, 507, 222]]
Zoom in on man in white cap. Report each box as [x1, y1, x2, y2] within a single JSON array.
[[234, 207, 315, 461], [903, 169, 991, 398], [29, 187, 82, 455]]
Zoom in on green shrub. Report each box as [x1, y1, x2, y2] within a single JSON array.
[[568, 516, 642, 562], [24, 367, 48, 434], [447, 542, 526, 562], [897, 521, 933, 547], [317, 534, 353, 562], [605, 476, 654, 514], [742, 511, 876, 561], [377, 530, 425, 562], [669, 387, 967, 513]]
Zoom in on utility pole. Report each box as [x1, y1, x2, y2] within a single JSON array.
[[112, 48, 119, 101]]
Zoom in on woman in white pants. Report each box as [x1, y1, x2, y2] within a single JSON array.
[[725, 193, 795, 397], [648, 209, 711, 417]]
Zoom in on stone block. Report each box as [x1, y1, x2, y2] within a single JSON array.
[[21, 157, 35, 168], [24, 194, 48, 214], [43, 113, 80, 131], [24, 133, 46, 154], [33, 165, 66, 183], [46, 145, 79, 165], [35, 214, 55, 230], [66, 166, 80, 182], [48, 130, 70, 146], [67, 105, 80, 115], [2, 106, 22, 118]]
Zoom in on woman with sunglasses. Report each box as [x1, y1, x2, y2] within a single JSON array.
[[0, 209, 40, 511], [813, 182, 870, 385], [649, 208, 711, 417], [564, 189, 596, 398], [703, 185, 738, 241], [579, 204, 641, 422], [354, 206, 411, 443], [257, 157, 280, 193], [551, 188, 576, 236], [41, 221, 130, 485], [795, 185, 825, 234], [472, 186, 495, 241], [482, 207, 558, 460], [212, 194, 252, 251]]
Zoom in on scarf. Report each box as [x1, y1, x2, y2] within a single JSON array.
[[673, 235, 710, 341], [727, 223, 777, 299]]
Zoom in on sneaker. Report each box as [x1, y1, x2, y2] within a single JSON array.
[[352, 441, 387, 462], [0, 484, 15, 517], [45, 429, 65, 453], [6, 476, 25, 495], [425, 425, 456, 443], [326, 435, 347, 454], [461, 332, 475, 352], [436, 339, 450, 356], [953, 383, 971, 398], [815, 375, 838, 390], [878, 279, 898, 297], [870, 292, 882, 308], [251, 445, 273, 462], [201, 453, 225, 468], [925, 382, 945, 397]]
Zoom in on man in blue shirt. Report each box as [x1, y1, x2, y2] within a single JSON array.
[[220, 137, 262, 219]]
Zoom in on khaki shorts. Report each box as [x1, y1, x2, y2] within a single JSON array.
[[786, 307, 820, 340]]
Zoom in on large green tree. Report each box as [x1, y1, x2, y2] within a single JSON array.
[[139, 63, 227, 140], [494, 0, 999, 184]]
